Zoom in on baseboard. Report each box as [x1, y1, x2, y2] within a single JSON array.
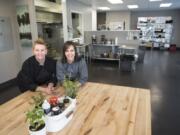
[[145, 47, 180, 51], [0, 78, 17, 92]]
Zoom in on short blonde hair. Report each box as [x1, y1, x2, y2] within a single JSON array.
[[33, 38, 47, 49]]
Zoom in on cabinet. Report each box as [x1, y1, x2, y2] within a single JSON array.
[[137, 17, 173, 48]]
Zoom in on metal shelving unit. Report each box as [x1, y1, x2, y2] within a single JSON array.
[[137, 17, 173, 49], [90, 44, 120, 60]]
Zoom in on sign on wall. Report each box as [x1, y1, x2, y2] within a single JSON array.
[[0, 17, 14, 52], [16, 5, 32, 46]]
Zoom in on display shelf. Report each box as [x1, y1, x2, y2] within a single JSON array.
[[84, 30, 140, 68], [92, 57, 119, 61], [84, 30, 140, 46], [137, 17, 173, 48], [90, 44, 120, 60], [92, 44, 119, 46]]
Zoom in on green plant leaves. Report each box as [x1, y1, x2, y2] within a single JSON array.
[[63, 76, 78, 99], [26, 93, 45, 131], [30, 92, 45, 107]]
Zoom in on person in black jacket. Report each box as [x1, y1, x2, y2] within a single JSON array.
[[17, 38, 57, 94]]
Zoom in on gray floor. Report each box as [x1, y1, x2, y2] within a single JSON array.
[[0, 50, 180, 135]]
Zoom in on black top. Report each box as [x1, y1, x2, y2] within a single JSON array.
[[17, 56, 57, 92]]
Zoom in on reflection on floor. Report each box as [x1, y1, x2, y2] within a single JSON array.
[[1, 50, 180, 135]]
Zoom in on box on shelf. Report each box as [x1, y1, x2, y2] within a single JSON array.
[[169, 44, 176, 52]]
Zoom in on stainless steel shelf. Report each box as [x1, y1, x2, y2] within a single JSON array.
[[91, 57, 119, 61]]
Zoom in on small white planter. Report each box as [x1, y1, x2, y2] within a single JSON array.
[[28, 124, 46, 135], [45, 97, 76, 132]]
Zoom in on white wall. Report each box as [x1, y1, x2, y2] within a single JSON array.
[[131, 9, 180, 47], [91, 9, 97, 31], [106, 11, 131, 30], [0, 0, 21, 83], [0, 0, 38, 84]]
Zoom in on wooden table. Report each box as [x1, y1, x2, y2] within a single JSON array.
[[0, 82, 151, 135]]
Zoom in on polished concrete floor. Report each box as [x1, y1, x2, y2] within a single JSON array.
[[0, 50, 180, 135]]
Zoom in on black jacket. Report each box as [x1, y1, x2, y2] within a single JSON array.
[[17, 56, 57, 92]]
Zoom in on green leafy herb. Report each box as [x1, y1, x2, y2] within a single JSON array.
[[29, 92, 45, 108], [26, 93, 45, 131], [63, 76, 78, 99]]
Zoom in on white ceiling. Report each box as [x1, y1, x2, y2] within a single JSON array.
[[76, 0, 180, 11]]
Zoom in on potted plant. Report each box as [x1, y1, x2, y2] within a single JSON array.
[[26, 93, 46, 135], [63, 76, 78, 101], [30, 93, 45, 107]]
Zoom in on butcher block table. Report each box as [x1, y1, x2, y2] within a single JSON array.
[[0, 82, 151, 135]]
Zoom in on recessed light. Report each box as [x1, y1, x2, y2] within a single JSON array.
[[107, 0, 123, 4], [160, 3, 172, 7], [149, 0, 162, 2], [98, 7, 110, 10], [127, 5, 139, 9]]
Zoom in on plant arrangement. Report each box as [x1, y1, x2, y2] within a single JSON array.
[[42, 96, 77, 132], [30, 92, 45, 107], [62, 76, 78, 99], [26, 93, 46, 133], [26, 106, 45, 131]]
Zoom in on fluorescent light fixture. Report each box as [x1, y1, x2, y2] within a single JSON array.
[[107, 0, 123, 4], [160, 3, 172, 7], [127, 5, 138, 9], [98, 7, 110, 10], [149, 0, 162, 2]]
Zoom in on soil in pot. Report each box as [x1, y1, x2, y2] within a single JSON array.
[[63, 98, 70, 104], [29, 123, 45, 131]]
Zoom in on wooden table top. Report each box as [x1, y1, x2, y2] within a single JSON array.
[[0, 82, 151, 135]]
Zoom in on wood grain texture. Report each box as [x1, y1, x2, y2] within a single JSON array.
[[0, 82, 151, 135]]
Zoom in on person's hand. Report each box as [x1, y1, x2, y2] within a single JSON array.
[[36, 86, 52, 95], [44, 87, 53, 94]]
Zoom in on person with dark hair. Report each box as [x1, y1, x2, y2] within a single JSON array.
[[56, 41, 88, 86], [17, 38, 57, 94]]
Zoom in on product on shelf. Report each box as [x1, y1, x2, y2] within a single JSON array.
[[137, 16, 173, 48]]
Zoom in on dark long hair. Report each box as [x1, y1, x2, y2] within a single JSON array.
[[61, 41, 81, 63]]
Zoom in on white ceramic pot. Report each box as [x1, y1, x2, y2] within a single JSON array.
[[28, 124, 46, 135], [45, 96, 76, 132]]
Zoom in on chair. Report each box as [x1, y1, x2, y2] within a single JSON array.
[[137, 46, 146, 63], [120, 54, 135, 72]]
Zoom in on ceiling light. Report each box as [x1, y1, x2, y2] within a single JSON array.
[[107, 0, 123, 4], [98, 7, 110, 10], [149, 0, 162, 2], [127, 5, 139, 9], [160, 3, 172, 7]]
